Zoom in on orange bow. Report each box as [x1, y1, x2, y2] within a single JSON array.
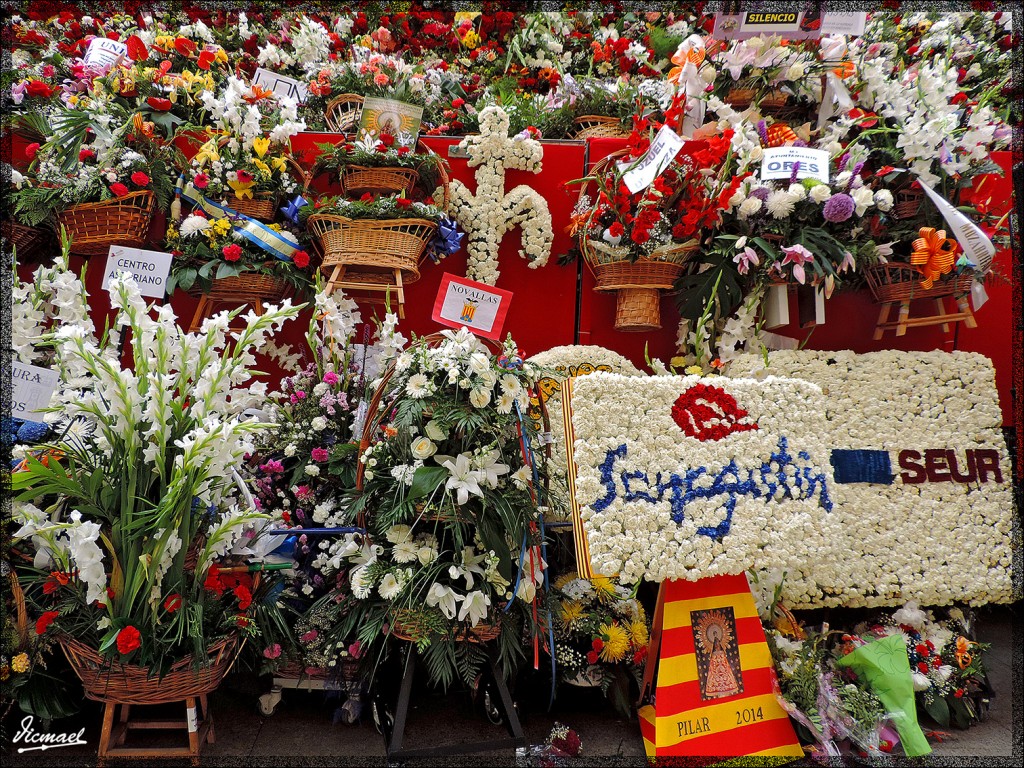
[[763, 122, 798, 148], [910, 227, 958, 289], [667, 44, 705, 85]]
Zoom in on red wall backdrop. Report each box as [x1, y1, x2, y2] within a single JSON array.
[[10, 134, 1016, 427]]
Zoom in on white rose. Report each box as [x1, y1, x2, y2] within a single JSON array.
[[785, 63, 805, 80], [810, 185, 832, 204], [469, 387, 491, 408], [424, 420, 446, 441], [411, 437, 437, 460]]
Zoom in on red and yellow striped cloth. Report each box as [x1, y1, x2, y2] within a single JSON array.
[[639, 575, 803, 761]]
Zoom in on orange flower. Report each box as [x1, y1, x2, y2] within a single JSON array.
[[955, 636, 974, 669], [833, 60, 856, 79], [910, 227, 958, 289]]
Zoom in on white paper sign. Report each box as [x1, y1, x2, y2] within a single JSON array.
[[12, 362, 60, 419], [84, 38, 130, 68], [760, 147, 830, 183], [617, 125, 684, 195], [102, 246, 173, 299], [819, 13, 868, 36], [252, 67, 308, 103]]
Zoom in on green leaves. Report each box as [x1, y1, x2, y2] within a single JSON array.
[[409, 465, 447, 502], [673, 252, 744, 322]]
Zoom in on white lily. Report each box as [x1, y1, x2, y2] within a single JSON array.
[[426, 583, 462, 620], [458, 590, 491, 627], [440, 453, 484, 505], [474, 449, 510, 489]]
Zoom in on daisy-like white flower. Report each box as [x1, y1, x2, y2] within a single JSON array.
[[405, 373, 431, 398], [766, 189, 797, 219]]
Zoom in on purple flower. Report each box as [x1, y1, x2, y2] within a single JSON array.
[[750, 187, 770, 202], [756, 120, 768, 145], [319, 394, 336, 409], [823, 193, 855, 223], [836, 153, 849, 173], [780, 244, 814, 284], [322, 371, 340, 385], [789, 162, 801, 184], [311, 447, 329, 462]]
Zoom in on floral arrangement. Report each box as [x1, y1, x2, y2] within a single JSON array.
[[517, 722, 584, 766], [566, 371, 837, 593], [727, 350, 1015, 608], [311, 134, 445, 195], [552, 573, 648, 716], [164, 212, 312, 295], [327, 328, 549, 688], [11, 268, 300, 673], [12, 133, 177, 229], [302, 192, 446, 223], [446, 106, 553, 284]]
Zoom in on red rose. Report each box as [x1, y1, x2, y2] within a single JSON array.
[[222, 244, 243, 262], [116, 625, 142, 654], [586, 650, 599, 665], [954, 689, 964, 698], [36, 610, 59, 635], [451, 97, 465, 109], [110, 182, 130, 197], [193, 172, 209, 189], [376, 143, 389, 153], [164, 593, 182, 613], [131, 171, 150, 186], [397, 146, 411, 156], [26, 79, 54, 98], [396, 196, 411, 209], [25, 142, 40, 160], [146, 96, 172, 111], [79, 147, 95, 162], [234, 585, 252, 610], [592, 637, 604, 652], [292, 250, 310, 269], [360, 192, 375, 203]]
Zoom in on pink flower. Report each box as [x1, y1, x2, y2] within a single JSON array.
[[311, 447, 329, 462], [348, 641, 362, 659], [839, 251, 856, 273], [263, 643, 282, 659], [193, 172, 209, 189], [780, 244, 814, 285], [322, 371, 340, 385], [295, 391, 306, 400], [300, 630, 319, 644], [733, 246, 760, 275]]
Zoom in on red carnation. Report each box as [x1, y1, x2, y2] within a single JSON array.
[[222, 244, 243, 262], [204, 565, 225, 596], [110, 182, 130, 197], [376, 142, 389, 153], [451, 97, 465, 109], [592, 637, 604, 652], [360, 192, 375, 203], [234, 585, 252, 611], [396, 196, 412, 209], [116, 625, 142, 654], [25, 142, 40, 160], [292, 250, 310, 269], [607, 221, 624, 238], [397, 146, 411, 156], [26, 79, 53, 99], [586, 650, 599, 665], [164, 593, 182, 613], [79, 147, 95, 162], [917, 661, 930, 674], [379, 133, 395, 147], [131, 171, 150, 186], [35, 610, 59, 635], [147, 96, 172, 111]]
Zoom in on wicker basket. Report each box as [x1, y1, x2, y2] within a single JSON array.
[[724, 87, 756, 110], [57, 191, 154, 256], [340, 166, 421, 197], [864, 263, 973, 304], [59, 635, 239, 705], [2, 219, 49, 262], [229, 194, 279, 222], [324, 93, 364, 133], [186, 271, 290, 303], [894, 188, 925, 220], [572, 115, 628, 140], [390, 610, 502, 645], [306, 215, 436, 282]]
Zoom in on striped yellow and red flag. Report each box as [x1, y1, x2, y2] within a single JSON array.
[[639, 575, 803, 761]]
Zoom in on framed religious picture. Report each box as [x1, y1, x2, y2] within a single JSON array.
[[358, 97, 423, 148]]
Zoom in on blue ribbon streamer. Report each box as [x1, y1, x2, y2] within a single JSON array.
[[426, 215, 464, 263], [281, 194, 309, 225], [175, 174, 299, 262]]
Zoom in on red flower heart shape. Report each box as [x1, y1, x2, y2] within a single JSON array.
[[671, 384, 759, 442]]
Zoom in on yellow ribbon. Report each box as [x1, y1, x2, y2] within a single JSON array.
[[910, 227, 958, 289]]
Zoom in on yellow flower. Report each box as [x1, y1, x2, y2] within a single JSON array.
[[559, 600, 585, 629], [271, 156, 288, 174], [461, 30, 481, 50], [590, 576, 617, 602], [212, 218, 232, 235], [553, 572, 579, 591], [268, 223, 282, 232], [598, 623, 630, 663], [194, 140, 220, 166], [252, 136, 270, 158], [228, 180, 255, 199], [215, 47, 228, 64], [684, 365, 704, 375], [11, 653, 30, 674], [628, 619, 649, 648], [252, 158, 271, 175], [0, 664, 8, 682], [155, 35, 175, 49], [358, 35, 374, 49], [454, 11, 482, 22]]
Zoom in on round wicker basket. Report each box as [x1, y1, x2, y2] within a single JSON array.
[[893, 188, 925, 220], [229, 194, 279, 222], [186, 271, 290, 303], [340, 165, 420, 197], [389, 610, 502, 645], [306, 214, 436, 281], [572, 115, 628, 140], [724, 87, 756, 110], [2, 219, 48, 262], [59, 635, 240, 705], [57, 191, 154, 256], [864, 263, 973, 304], [324, 93, 364, 133]]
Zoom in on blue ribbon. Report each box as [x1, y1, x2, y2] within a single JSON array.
[[175, 174, 299, 262], [281, 194, 309, 225], [426, 215, 464, 263]]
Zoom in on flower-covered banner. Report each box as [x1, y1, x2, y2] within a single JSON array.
[[727, 350, 1015, 610], [564, 372, 837, 598]]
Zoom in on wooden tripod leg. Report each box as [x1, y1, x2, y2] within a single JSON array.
[[958, 295, 978, 328], [326, 264, 345, 292], [185, 697, 200, 765], [116, 704, 131, 746], [253, 299, 264, 317], [935, 298, 951, 333], [98, 701, 116, 764], [896, 300, 910, 336], [394, 269, 405, 320], [874, 302, 892, 340]]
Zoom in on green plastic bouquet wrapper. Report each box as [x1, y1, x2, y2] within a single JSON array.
[[836, 634, 931, 757]]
